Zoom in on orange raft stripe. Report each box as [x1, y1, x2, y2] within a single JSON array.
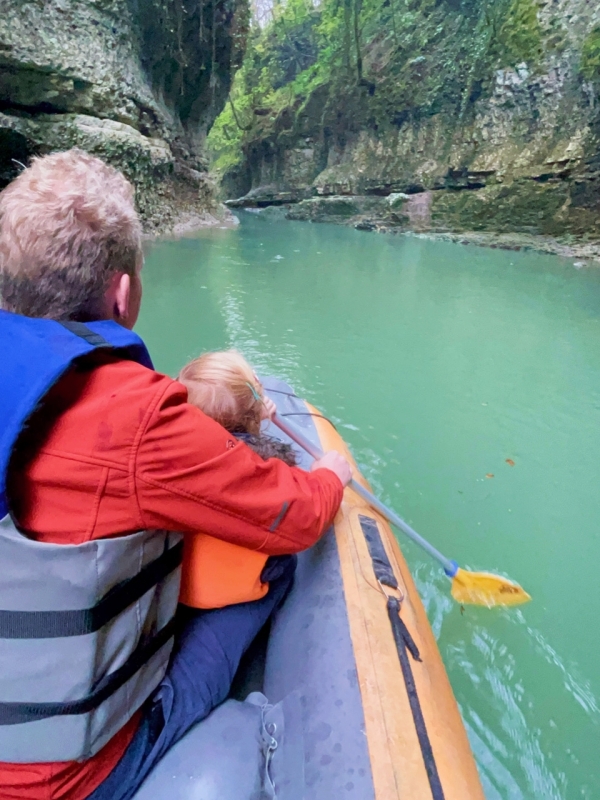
[[309, 406, 485, 800]]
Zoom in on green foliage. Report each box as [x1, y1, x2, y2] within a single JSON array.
[[581, 26, 600, 83], [494, 0, 543, 67], [207, 0, 548, 177], [208, 0, 325, 175]]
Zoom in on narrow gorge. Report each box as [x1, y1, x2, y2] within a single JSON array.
[[211, 0, 600, 258]]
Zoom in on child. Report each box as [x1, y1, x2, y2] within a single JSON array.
[[177, 350, 298, 609]]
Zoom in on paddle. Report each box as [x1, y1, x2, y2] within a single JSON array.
[[272, 412, 531, 608]]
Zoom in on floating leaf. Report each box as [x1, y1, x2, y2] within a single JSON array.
[[485, 473, 494, 479], [506, 458, 515, 466]]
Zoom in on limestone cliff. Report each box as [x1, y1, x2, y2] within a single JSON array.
[[219, 0, 600, 250], [0, 0, 248, 232]]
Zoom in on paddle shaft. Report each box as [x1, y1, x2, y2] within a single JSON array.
[[272, 413, 457, 575]]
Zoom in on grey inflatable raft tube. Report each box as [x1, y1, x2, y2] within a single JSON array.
[[132, 379, 484, 800]]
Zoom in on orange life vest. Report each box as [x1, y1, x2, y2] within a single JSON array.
[[179, 534, 269, 609]]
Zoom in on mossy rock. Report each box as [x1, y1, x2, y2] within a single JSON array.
[[290, 196, 362, 219], [387, 192, 409, 210], [431, 181, 572, 236], [581, 26, 600, 83], [494, 0, 544, 68], [286, 194, 390, 223]]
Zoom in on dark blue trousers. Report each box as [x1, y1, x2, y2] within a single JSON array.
[[88, 560, 295, 800]]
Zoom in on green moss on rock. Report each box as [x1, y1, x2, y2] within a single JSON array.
[[581, 26, 600, 83], [431, 181, 600, 238], [495, 0, 543, 68]]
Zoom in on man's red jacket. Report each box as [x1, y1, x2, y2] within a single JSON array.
[[3, 353, 343, 799]]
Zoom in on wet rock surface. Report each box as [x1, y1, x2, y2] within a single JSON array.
[[0, 0, 248, 233]]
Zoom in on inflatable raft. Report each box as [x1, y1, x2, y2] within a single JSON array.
[[133, 379, 485, 800]]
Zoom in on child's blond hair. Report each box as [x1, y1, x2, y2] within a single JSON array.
[[178, 350, 264, 435]]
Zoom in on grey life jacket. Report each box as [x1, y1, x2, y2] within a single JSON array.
[[0, 517, 182, 763], [0, 313, 183, 762]]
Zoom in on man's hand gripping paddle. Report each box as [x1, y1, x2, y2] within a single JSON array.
[[273, 413, 531, 608]]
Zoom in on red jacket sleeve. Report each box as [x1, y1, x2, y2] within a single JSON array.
[[133, 378, 344, 554]]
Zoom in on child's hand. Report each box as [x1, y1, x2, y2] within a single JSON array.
[[261, 396, 277, 421]]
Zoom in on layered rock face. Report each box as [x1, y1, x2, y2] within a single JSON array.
[[225, 0, 600, 247], [0, 0, 248, 232]]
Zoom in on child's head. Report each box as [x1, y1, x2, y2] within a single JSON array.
[[178, 350, 265, 435]]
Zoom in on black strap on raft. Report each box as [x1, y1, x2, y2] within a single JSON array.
[[358, 515, 446, 800]]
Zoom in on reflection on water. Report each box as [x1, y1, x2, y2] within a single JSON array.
[[139, 215, 600, 799]]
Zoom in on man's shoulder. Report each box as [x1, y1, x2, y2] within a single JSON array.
[[77, 354, 188, 420], [88, 354, 178, 390], [66, 353, 180, 403], [39, 354, 189, 456]]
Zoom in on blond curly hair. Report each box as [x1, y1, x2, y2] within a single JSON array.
[[0, 149, 141, 321]]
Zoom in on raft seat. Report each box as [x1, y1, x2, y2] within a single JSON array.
[[131, 691, 302, 800]]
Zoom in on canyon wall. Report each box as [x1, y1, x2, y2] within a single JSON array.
[[0, 0, 248, 232], [222, 0, 600, 248]]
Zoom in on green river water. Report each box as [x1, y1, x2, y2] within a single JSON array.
[[139, 214, 600, 800]]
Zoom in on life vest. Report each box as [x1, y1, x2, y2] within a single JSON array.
[[179, 435, 278, 610], [0, 311, 182, 763], [179, 535, 269, 609]]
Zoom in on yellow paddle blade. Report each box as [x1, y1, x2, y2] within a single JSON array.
[[451, 568, 531, 607]]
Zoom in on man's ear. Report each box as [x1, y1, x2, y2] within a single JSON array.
[[107, 272, 131, 324]]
